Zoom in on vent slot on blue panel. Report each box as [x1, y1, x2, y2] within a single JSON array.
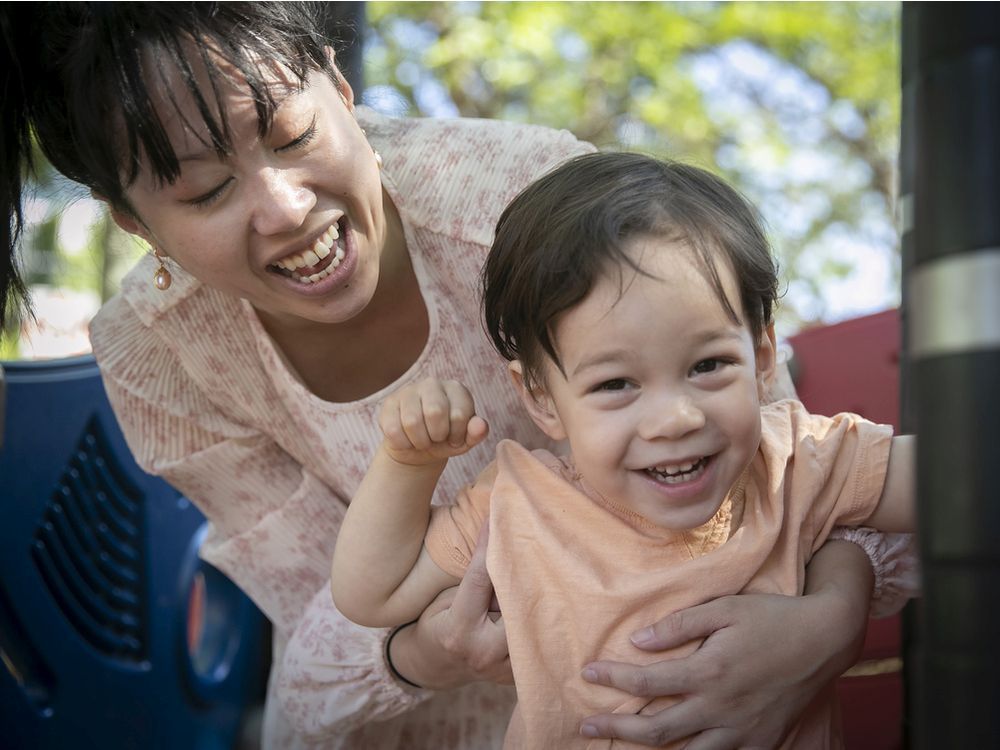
[[31, 417, 147, 662]]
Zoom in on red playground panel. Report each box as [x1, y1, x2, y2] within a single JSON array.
[[787, 308, 904, 750]]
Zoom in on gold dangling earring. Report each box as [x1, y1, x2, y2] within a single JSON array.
[[152, 247, 172, 291]]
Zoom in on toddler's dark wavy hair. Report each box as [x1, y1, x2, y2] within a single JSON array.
[[482, 152, 779, 390], [0, 2, 337, 328]]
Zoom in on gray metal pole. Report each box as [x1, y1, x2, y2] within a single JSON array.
[[902, 3, 1000, 746]]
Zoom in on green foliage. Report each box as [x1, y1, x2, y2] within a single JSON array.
[[0, 332, 20, 359], [366, 1, 902, 332]]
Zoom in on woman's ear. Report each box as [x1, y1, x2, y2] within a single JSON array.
[[325, 47, 355, 111], [107, 207, 143, 238], [92, 191, 155, 248], [509, 361, 567, 442], [755, 323, 778, 399], [109, 209, 161, 254]]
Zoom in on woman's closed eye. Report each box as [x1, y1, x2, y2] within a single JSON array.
[[182, 117, 318, 209], [185, 178, 234, 208], [277, 115, 318, 152]]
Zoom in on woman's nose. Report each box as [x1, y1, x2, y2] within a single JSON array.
[[250, 167, 316, 236], [638, 392, 706, 441]]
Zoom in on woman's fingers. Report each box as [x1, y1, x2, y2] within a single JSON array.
[[679, 728, 743, 750], [429, 520, 511, 681], [582, 658, 695, 700], [580, 699, 742, 749], [629, 598, 732, 652], [586, 592, 850, 748], [579, 701, 710, 748], [448, 520, 496, 623]]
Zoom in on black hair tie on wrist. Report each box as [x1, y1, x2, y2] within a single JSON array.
[[385, 620, 423, 689]]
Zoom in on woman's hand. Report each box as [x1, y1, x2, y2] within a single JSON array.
[[579, 540, 874, 748], [386, 523, 513, 689]]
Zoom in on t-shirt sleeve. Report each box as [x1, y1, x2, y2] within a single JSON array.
[[424, 460, 498, 578], [827, 527, 921, 617], [776, 401, 895, 550]]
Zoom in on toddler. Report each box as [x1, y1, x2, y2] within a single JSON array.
[[331, 152, 915, 749]]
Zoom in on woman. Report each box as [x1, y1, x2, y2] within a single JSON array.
[[0, 4, 916, 748]]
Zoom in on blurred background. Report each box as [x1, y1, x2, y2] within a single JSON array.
[[4, 0, 901, 358]]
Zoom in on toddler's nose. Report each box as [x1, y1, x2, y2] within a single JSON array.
[[638, 392, 705, 441]]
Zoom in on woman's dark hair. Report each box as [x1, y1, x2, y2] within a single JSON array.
[[482, 152, 779, 390], [0, 2, 336, 328]]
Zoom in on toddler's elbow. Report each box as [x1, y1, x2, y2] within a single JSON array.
[[330, 582, 398, 629], [329, 579, 365, 625]]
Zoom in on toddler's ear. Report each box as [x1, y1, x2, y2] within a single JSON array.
[[755, 323, 778, 399], [509, 361, 567, 442]]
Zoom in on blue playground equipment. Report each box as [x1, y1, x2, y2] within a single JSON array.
[[0, 355, 268, 750]]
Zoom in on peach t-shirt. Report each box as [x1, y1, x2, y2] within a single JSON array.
[[425, 399, 894, 749]]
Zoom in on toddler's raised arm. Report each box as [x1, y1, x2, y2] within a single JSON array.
[[331, 378, 488, 628]]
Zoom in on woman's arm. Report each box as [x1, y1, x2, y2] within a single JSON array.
[[579, 539, 873, 747]]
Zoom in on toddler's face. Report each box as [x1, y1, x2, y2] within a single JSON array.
[[538, 235, 774, 531]]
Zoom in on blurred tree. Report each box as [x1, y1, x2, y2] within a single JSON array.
[[364, 1, 901, 333]]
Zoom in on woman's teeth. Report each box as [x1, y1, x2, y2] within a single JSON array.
[[646, 457, 708, 484], [270, 222, 346, 284]]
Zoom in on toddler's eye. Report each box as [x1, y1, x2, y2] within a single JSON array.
[[692, 359, 722, 375], [596, 378, 629, 392]]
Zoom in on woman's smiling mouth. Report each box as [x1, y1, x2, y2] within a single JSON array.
[[269, 219, 346, 284]]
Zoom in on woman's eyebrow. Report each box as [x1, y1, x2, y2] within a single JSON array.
[[176, 146, 218, 163], [166, 72, 316, 165]]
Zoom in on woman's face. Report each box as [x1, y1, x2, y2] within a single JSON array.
[[116, 52, 390, 328]]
